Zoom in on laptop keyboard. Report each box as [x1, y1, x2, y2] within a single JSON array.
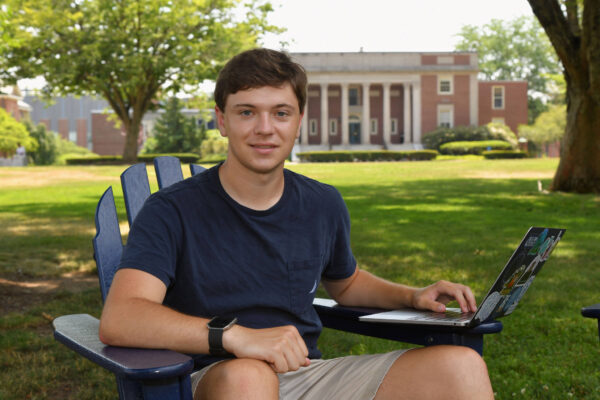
[[407, 310, 474, 322]]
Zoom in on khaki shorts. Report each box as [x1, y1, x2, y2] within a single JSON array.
[[191, 349, 408, 400]]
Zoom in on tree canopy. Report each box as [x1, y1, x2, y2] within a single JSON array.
[[0, 108, 37, 155], [527, 0, 600, 193], [455, 15, 562, 123], [143, 97, 205, 154], [0, 0, 281, 162], [455, 16, 560, 96]]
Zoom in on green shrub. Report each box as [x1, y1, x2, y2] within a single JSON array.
[[0, 108, 37, 156], [65, 153, 200, 165], [482, 150, 528, 159], [296, 150, 438, 162], [439, 140, 513, 155], [200, 129, 228, 159], [422, 123, 517, 150], [137, 153, 199, 163], [55, 136, 95, 164], [24, 121, 59, 165]]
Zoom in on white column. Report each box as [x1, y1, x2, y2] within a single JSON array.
[[403, 83, 412, 144], [341, 83, 349, 146], [301, 99, 308, 146], [362, 83, 370, 146], [412, 82, 422, 145], [383, 82, 391, 147], [320, 83, 328, 146], [469, 73, 478, 127]]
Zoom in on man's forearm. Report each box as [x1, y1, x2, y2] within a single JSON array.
[[330, 269, 417, 310], [99, 297, 211, 354]]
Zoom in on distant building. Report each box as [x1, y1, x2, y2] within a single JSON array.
[[291, 51, 527, 151], [0, 84, 32, 121], [24, 93, 211, 155]]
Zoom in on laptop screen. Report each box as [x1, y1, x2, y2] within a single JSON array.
[[473, 227, 566, 323]]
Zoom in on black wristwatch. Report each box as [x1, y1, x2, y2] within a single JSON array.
[[207, 316, 237, 357]]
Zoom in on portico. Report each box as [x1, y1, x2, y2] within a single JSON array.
[[299, 77, 422, 151], [291, 51, 479, 152]]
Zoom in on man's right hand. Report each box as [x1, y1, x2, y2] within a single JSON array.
[[223, 324, 310, 373]]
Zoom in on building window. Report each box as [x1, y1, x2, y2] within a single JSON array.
[[492, 86, 505, 109], [69, 131, 77, 142], [438, 76, 453, 95], [491, 117, 505, 125], [390, 118, 398, 134], [370, 118, 378, 135], [309, 119, 318, 136], [349, 87, 359, 106], [438, 105, 454, 128], [329, 119, 338, 135]]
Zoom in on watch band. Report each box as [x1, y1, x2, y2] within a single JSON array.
[[207, 317, 237, 357]]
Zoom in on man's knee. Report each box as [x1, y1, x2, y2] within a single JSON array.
[[197, 359, 278, 400], [437, 345, 489, 376]]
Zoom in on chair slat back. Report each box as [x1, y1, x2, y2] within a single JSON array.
[[190, 164, 206, 176], [154, 156, 184, 189], [120, 163, 151, 226], [92, 187, 124, 302]]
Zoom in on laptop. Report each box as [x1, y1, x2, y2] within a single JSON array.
[[359, 227, 566, 327]]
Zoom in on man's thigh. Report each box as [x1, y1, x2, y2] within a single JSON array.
[[278, 350, 407, 400], [192, 350, 408, 400]]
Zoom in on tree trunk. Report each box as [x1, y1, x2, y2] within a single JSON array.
[[551, 83, 600, 193], [121, 118, 141, 163], [528, 0, 600, 193]]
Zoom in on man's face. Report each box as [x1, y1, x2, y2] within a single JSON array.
[[216, 83, 302, 175]]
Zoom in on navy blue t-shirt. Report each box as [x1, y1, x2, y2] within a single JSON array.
[[118, 164, 357, 366]]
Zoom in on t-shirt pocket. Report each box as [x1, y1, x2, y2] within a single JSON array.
[[288, 258, 322, 315]]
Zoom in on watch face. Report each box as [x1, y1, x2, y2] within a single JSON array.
[[209, 316, 236, 329]]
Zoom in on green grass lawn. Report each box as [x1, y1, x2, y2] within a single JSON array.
[[1, 159, 599, 399]]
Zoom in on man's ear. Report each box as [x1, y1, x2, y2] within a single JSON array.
[[296, 113, 304, 139], [215, 106, 227, 137]]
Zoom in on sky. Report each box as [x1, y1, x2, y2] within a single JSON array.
[[19, 0, 536, 91], [261, 0, 535, 53]]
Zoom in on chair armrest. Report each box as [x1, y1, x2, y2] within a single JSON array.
[[53, 314, 194, 380], [581, 304, 600, 319], [313, 298, 502, 355]]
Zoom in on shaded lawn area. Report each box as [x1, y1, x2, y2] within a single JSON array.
[[1, 159, 599, 399]]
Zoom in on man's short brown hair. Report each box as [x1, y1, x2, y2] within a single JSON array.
[[214, 48, 307, 114]]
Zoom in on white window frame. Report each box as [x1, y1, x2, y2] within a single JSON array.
[[309, 119, 318, 136], [437, 104, 454, 128], [329, 118, 338, 135], [492, 86, 505, 109], [390, 118, 398, 135], [370, 118, 378, 135], [438, 75, 453, 95]]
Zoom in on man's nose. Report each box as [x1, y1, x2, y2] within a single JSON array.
[[255, 113, 274, 134]]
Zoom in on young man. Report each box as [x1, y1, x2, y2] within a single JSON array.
[[99, 48, 494, 399]]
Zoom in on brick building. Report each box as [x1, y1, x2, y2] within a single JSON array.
[[292, 51, 528, 151], [0, 84, 32, 121]]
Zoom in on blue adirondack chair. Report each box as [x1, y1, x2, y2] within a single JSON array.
[[53, 156, 502, 400], [582, 304, 600, 340]]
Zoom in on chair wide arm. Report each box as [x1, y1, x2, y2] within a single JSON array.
[[53, 314, 194, 381], [313, 298, 503, 356], [581, 304, 600, 319]]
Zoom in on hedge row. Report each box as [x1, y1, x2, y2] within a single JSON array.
[[65, 153, 200, 165], [482, 150, 528, 159], [296, 150, 438, 162], [439, 140, 513, 155]]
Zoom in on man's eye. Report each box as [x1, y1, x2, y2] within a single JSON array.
[[276, 111, 289, 117]]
